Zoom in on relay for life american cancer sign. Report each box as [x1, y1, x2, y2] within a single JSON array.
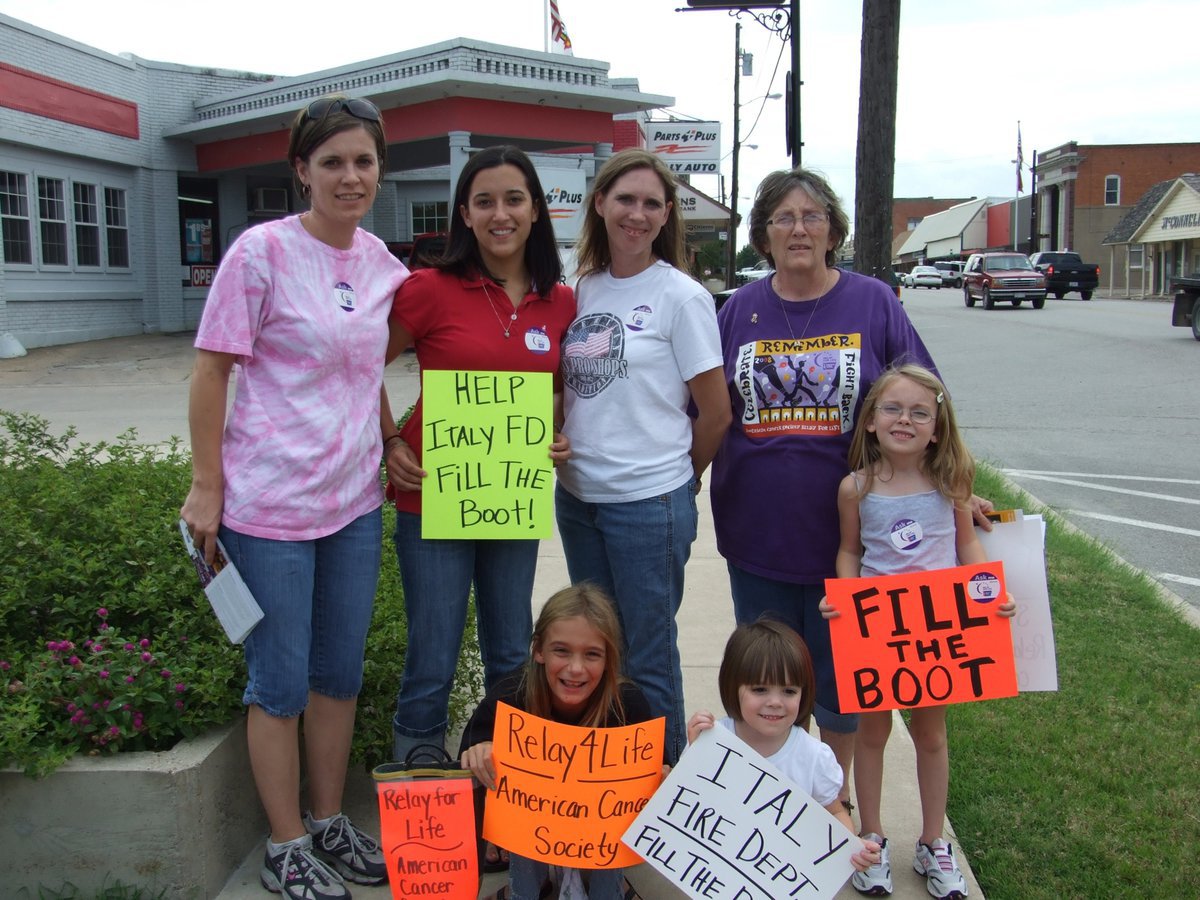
[[484, 703, 665, 869], [622, 727, 860, 899], [420, 370, 554, 539], [825, 561, 1018, 713]]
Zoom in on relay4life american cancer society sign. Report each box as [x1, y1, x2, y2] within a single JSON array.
[[825, 561, 1019, 712], [484, 703, 665, 868], [420, 370, 554, 539]]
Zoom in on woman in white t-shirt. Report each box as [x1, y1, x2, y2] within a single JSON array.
[[180, 96, 407, 899], [556, 149, 732, 765]]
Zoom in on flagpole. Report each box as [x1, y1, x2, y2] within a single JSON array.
[[544, 0, 549, 53], [1013, 121, 1022, 252]]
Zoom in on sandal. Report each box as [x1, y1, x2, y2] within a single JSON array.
[[482, 842, 510, 873]]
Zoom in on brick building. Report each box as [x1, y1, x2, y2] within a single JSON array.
[[1034, 140, 1200, 293], [1, 13, 688, 353]]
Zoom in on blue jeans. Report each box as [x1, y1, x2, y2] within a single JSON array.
[[555, 481, 697, 765], [219, 507, 382, 718], [391, 511, 538, 740], [509, 856, 624, 900], [726, 562, 858, 733]]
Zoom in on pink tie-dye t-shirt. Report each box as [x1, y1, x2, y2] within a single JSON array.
[[195, 216, 409, 541]]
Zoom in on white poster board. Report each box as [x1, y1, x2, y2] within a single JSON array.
[[976, 515, 1058, 691], [622, 727, 858, 899]]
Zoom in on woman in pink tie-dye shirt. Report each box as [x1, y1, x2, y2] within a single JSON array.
[[180, 96, 407, 898]]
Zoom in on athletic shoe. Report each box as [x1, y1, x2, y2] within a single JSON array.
[[260, 834, 348, 900], [850, 833, 892, 895], [305, 812, 387, 885], [912, 838, 967, 899]]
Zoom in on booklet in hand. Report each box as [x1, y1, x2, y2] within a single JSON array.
[[178, 518, 264, 644]]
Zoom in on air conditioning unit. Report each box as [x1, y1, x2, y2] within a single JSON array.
[[252, 187, 289, 214]]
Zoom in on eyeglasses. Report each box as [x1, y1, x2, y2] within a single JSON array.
[[767, 212, 829, 230], [874, 403, 935, 425], [304, 97, 382, 123]]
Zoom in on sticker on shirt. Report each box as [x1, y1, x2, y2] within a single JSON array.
[[561, 312, 628, 398], [524, 327, 551, 354], [967, 570, 1002, 603], [333, 282, 357, 312], [625, 305, 653, 332], [889, 518, 923, 551]]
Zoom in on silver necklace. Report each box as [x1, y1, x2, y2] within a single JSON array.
[[481, 282, 519, 339], [773, 270, 833, 342]]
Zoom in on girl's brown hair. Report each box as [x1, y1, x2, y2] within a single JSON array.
[[848, 363, 976, 505], [717, 618, 816, 732], [748, 167, 849, 269], [286, 94, 387, 199], [575, 149, 686, 278], [521, 583, 626, 728]]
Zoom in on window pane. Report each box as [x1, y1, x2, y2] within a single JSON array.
[[105, 187, 129, 267], [1104, 176, 1119, 205], [38, 177, 68, 266], [0, 171, 32, 264], [412, 200, 448, 234], [74, 183, 100, 267]]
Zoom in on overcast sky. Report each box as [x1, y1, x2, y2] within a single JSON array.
[[3, 0, 1196, 246]]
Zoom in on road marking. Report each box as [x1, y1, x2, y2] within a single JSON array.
[[1159, 573, 1200, 588], [1003, 470, 1200, 486], [1004, 473, 1200, 506], [1066, 509, 1200, 538]]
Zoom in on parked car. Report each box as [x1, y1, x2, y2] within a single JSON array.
[[1029, 250, 1100, 301], [933, 260, 966, 288], [736, 259, 773, 285], [904, 265, 942, 289], [386, 231, 447, 270], [962, 252, 1047, 309], [1169, 273, 1200, 340]]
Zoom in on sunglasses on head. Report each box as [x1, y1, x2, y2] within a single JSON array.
[[304, 97, 382, 123]]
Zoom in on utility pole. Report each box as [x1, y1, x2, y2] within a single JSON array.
[[853, 0, 900, 283], [726, 22, 742, 290]]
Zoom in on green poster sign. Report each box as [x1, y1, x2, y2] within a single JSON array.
[[420, 370, 554, 540]]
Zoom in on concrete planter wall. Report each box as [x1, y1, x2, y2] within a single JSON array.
[[1, 719, 264, 898]]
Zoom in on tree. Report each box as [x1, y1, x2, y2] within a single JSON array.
[[737, 244, 763, 269], [854, 0, 900, 284]]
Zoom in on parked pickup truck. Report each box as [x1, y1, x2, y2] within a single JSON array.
[[1029, 251, 1100, 301], [1170, 274, 1200, 341]]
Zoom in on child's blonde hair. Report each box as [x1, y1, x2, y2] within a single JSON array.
[[848, 363, 975, 505], [521, 583, 626, 728], [717, 618, 816, 733]]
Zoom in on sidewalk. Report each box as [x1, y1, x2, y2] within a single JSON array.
[[0, 334, 983, 900]]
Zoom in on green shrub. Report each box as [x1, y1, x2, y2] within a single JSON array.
[[0, 411, 482, 777]]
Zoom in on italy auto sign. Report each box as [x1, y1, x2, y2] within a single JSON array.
[[647, 122, 722, 174]]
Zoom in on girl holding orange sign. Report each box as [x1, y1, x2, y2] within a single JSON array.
[[821, 364, 1015, 899], [458, 583, 655, 900]]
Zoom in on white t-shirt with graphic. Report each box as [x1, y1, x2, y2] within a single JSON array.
[[196, 216, 409, 540], [559, 260, 722, 503], [717, 716, 843, 806]]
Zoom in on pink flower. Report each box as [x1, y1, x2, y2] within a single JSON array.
[[99, 669, 110, 679], [139, 639, 150, 649], [68, 656, 81, 667], [174, 683, 187, 693], [67, 702, 78, 713], [99, 623, 110, 631], [175, 700, 185, 710], [125, 675, 135, 684], [97, 608, 108, 618], [0, 661, 9, 671], [124, 643, 135, 652], [141, 652, 153, 663], [159, 669, 172, 678], [108, 725, 120, 737]]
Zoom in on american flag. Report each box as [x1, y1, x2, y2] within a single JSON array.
[[565, 327, 612, 358], [1016, 123, 1024, 193], [549, 0, 573, 55]]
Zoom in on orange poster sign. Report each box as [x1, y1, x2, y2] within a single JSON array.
[[375, 774, 478, 900], [825, 561, 1017, 713], [484, 703, 665, 869]]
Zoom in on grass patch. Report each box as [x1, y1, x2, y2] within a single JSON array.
[[945, 464, 1200, 899]]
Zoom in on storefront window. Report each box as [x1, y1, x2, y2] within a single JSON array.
[[1129, 244, 1143, 270], [0, 170, 31, 264], [38, 177, 68, 266], [105, 188, 129, 268], [73, 182, 100, 267], [412, 200, 448, 235]]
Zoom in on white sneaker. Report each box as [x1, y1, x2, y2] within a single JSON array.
[[912, 839, 967, 899], [850, 833, 892, 896]]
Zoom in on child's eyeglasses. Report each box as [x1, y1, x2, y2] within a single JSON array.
[[304, 97, 382, 123], [874, 403, 934, 425]]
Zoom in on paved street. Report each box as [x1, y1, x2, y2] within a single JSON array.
[[898, 286, 1200, 616]]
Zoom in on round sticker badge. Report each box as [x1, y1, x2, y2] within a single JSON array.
[[967, 571, 1001, 604], [524, 326, 550, 354], [625, 305, 653, 332], [333, 282, 356, 312], [889, 518, 923, 551]]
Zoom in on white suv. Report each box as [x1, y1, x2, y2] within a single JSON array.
[[933, 260, 965, 288]]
